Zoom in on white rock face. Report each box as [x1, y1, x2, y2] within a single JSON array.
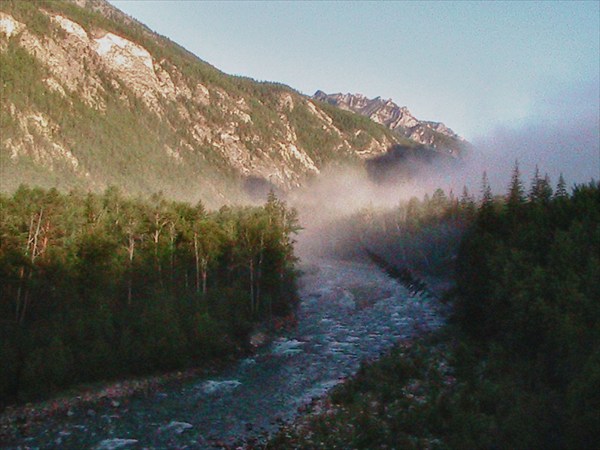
[[5, 13, 105, 108], [4, 106, 81, 173], [92, 32, 172, 112], [287, 143, 319, 173], [279, 92, 295, 111], [0, 12, 25, 39], [194, 83, 210, 105], [306, 100, 330, 122], [43, 77, 68, 97], [94, 33, 153, 69], [52, 14, 88, 41]]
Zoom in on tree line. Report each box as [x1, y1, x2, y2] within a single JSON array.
[[273, 164, 599, 448], [353, 166, 600, 447], [0, 186, 299, 403], [320, 185, 475, 279], [454, 166, 599, 447]]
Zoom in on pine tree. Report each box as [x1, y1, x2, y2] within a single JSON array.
[[540, 174, 553, 203], [507, 159, 525, 210], [477, 171, 495, 227], [529, 165, 542, 202], [555, 173, 568, 199], [459, 186, 476, 218], [481, 171, 493, 207], [529, 166, 553, 204], [431, 188, 448, 215]]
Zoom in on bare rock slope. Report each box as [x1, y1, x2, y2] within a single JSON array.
[[314, 91, 468, 158]]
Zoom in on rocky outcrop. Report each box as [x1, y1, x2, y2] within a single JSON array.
[[314, 91, 467, 157]]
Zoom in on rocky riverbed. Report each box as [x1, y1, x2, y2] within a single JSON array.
[[1, 257, 446, 449]]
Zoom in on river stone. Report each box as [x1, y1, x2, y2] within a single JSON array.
[[250, 331, 268, 348], [160, 420, 193, 434], [94, 438, 138, 449]]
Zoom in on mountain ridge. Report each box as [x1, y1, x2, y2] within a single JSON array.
[[1, 0, 460, 205], [313, 90, 467, 158]]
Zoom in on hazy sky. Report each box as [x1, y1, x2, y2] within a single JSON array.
[[108, 0, 599, 185]]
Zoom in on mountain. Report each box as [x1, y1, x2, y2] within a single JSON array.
[[313, 91, 468, 158], [0, 0, 452, 205]]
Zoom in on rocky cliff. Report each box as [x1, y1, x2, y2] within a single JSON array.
[[314, 91, 468, 158], [0, 1, 452, 204]]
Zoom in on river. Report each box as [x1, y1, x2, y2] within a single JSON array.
[[3, 257, 445, 449]]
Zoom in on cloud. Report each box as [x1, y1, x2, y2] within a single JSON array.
[[468, 79, 600, 193]]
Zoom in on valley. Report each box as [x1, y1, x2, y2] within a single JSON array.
[[0, 1, 597, 448], [0, 256, 446, 449]]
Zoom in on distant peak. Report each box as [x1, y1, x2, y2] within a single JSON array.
[[313, 90, 468, 156]]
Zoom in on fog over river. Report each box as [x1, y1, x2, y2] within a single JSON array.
[[4, 257, 445, 449]]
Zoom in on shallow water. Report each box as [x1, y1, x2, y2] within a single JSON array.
[[6, 258, 445, 449]]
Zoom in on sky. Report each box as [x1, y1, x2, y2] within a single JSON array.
[[108, 0, 599, 186]]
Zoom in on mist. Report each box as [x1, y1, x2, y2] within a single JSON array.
[[288, 157, 465, 261], [287, 81, 599, 261], [468, 80, 600, 193]]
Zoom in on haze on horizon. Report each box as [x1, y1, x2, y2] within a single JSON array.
[[110, 0, 599, 188]]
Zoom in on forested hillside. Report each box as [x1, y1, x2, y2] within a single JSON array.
[[452, 175, 600, 448], [0, 0, 411, 204], [0, 186, 299, 403]]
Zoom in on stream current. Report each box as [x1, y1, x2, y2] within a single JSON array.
[[6, 258, 445, 449]]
